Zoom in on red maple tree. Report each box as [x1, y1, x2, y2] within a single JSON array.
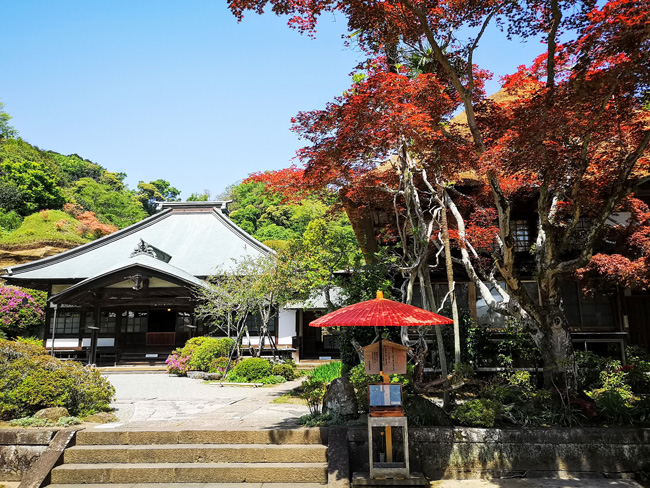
[[229, 0, 650, 387]]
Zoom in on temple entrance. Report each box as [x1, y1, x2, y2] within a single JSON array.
[[149, 309, 176, 332], [147, 309, 177, 346]]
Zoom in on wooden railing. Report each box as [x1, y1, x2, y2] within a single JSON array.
[[146, 332, 176, 346]]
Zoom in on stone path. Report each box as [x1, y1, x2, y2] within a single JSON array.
[[430, 480, 643, 487], [104, 373, 308, 429]]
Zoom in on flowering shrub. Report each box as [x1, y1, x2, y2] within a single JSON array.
[[165, 337, 236, 375], [63, 203, 118, 239], [165, 348, 191, 375], [0, 286, 46, 338], [208, 356, 230, 374], [76, 211, 118, 239]]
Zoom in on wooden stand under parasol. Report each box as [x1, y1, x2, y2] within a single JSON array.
[[310, 291, 452, 479]]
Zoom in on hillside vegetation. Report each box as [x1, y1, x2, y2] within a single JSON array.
[[0, 106, 182, 251]]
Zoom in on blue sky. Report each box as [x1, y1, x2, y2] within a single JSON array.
[[1, 1, 543, 198]]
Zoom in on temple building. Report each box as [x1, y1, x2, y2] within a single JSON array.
[[0, 201, 310, 363]]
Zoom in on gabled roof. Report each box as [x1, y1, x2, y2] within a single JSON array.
[[49, 253, 208, 305], [1, 202, 273, 283]]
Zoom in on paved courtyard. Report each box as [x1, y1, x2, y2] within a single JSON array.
[[103, 372, 308, 429]]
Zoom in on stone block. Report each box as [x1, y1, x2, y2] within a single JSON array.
[[34, 407, 69, 422], [323, 377, 358, 418]]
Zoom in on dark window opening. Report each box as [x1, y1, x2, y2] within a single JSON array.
[[245, 313, 277, 335]]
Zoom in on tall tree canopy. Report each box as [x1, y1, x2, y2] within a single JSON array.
[[229, 0, 650, 388]]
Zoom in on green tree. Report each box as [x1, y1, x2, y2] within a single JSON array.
[[137, 179, 181, 215], [49, 153, 104, 185], [0, 159, 65, 215], [0, 103, 17, 141], [282, 218, 360, 311], [187, 190, 211, 201], [196, 254, 306, 362], [66, 178, 147, 228]]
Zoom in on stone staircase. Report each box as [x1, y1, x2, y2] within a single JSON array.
[[46, 428, 329, 487]]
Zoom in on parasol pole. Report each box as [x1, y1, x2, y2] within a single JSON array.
[[376, 291, 393, 463]]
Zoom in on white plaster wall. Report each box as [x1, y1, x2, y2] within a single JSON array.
[[278, 309, 296, 346]]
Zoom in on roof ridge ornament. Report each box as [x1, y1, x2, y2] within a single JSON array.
[[130, 239, 172, 263]]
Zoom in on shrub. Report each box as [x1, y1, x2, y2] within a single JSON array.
[[300, 377, 327, 415], [590, 388, 635, 424], [231, 358, 272, 381], [208, 356, 230, 374], [480, 377, 519, 405], [272, 363, 297, 381], [309, 361, 343, 383], [166, 336, 236, 375], [452, 399, 500, 427], [57, 416, 82, 426], [188, 337, 235, 372], [165, 348, 191, 375], [625, 346, 650, 393], [15, 336, 44, 347], [632, 395, 650, 424], [298, 412, 345, 427], [75, 211, 118, 239], [452, 362, 475, 380], [9, 416, 51, 427], [0, 209, 22, 232], [0, 286, 46, 338], [0, 339, 115, 419], [258, 375, 287, 385], [576, 350, 606, 391], [504, 370, 534, 398], [181, 336, 212, 356], [349, 364, 382, 412]]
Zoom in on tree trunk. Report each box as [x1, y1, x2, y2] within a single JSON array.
[[439, 191, 461, 366], [536, 311, 577, 390]]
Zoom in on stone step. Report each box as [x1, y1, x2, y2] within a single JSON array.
[[64, 443, 328, 464], [76, 429, 326, 446], [50, 462, 329, 484], [47, 483, 327, 487]]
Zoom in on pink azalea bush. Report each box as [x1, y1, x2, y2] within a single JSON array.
[[165, 348, 191, 375], [0, 286, 46, 339]]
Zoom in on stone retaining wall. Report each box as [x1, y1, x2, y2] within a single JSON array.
[[347, 426, 650, 479], [0, 429, 58, 481]]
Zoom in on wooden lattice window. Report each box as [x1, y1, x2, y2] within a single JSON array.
[[511, 220, 532, 252], [120, 311, 148, 333], [55, 312, 80, 334]]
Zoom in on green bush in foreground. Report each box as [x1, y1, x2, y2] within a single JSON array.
[[0, 339, 115, 419], [187, 337, 235, 372], [230, 358, 271, 381], [272, 363, 297, 381]]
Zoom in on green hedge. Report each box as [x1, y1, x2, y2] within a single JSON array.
[[0, 339, 115, 419], [231, 358, 271, 381], [187, 337, 236, 371]]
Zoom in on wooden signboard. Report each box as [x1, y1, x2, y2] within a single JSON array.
[[363, 340, 408, 375]]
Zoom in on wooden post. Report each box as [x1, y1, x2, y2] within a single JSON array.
[[380, 339, 393, 463]]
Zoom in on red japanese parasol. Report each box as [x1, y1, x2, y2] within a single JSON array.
[[309, 291, 453, 328]]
